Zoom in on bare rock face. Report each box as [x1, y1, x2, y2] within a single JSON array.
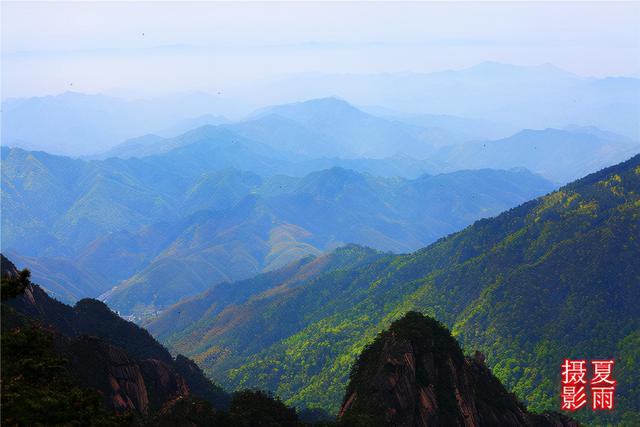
[[1, 254, 20, 278], [61, 335, 151, 414], [1, 267, 227, 416], [140, 358, 190, 411], [339, 312, 580, 427]]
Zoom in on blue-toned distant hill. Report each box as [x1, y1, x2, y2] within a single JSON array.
[[100, 166, 553, 314], [149, 154, 640, 426], [4, 110, 636, 311], [383, 112, 518, 142], [1, 91, 248, 156], [240, 62, 640, 140], [101, 98, 440, 162], [156, 113, 229, 137], [4, 107, 636, 310], [7, 63, 638, 156], [435, 126, 639, 183], [100, 98, 638, 184], [1, 137, 553, 308], [247, 97, 432, 158]]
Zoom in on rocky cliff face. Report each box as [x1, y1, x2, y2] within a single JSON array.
[[2, 255, 228, 416], [61, 335, 152, 414], [11, 284, 195, 415], [339, 312, 579, 427], [1, 254, 19, 278], [140, 358, 190, 412]]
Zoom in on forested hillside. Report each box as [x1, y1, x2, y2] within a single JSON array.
[[1, 257, 581, 426], [151, 155, 640, 426]]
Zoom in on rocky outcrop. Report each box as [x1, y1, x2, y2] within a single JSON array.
[[140, 358, 190, 412], [174, 354, 230, 408], [61, 335, 151, 414], [339, 312, 580, 427], [8, 282, 197, 415], [1, 256, 228, 416], [1, 254, 20, 278]]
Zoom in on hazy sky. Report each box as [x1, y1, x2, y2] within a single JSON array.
[[2, 1, 639, 99]]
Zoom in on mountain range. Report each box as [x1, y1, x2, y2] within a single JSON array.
[[100, 97, 640, 183], [4, 63, 639, 157], [1, 91, 248, 156], [147, 154, 640, 426], [3, 97, 638, 318], [3, 94, 637, 183], [434, 126, 640, 183], [2, 138, 553, 311], [240, 62, 640, 140], [2, 78, 639, 427]]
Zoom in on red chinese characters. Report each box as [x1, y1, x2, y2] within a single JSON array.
[[561, 359, 616, 411], [561, 359, 587, 411], [591, 360, 616, 410]]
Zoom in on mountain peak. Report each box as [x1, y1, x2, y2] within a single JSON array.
[[285, 96, 358, 112], [339, 311, 581, 427], [298, 166, 368, 189], [1, 254, 20, 278], [252, 96, 361, 120], [175, 124, 241, 145], [463, 61, 575, 78], [299, 96, 353, 108]]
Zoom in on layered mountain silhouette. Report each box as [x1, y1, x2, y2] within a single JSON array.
[[150, 154, 640, 426], [241, 63, 640, 140], [2, 81, 638, 426], [435, 127, 640, 182], [6, 99, 635, 311], [4, 93, 637, 181], [2, 141, 553, 310], [1, 91, 247, 155], [247, 97, 431, 158], [99, 98, 638, 184]]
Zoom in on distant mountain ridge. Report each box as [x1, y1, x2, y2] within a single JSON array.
[[102, 166, 552, 315], [5, 61, 639, 157], [97, 97, 638, 183], [3, 96, 637, 319], [435, 127, 639, 182], [239, 62, 640, 139], [2, 137, 555, 310], [102, 98, 437, 161], [249, 97, 432, 158], [1, 91, 249, 156]]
